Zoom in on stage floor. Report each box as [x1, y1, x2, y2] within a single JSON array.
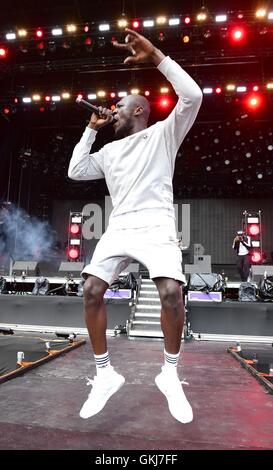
[[0, 335, 273, 450]]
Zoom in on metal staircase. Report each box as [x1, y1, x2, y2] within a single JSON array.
[[128, 278, 163, 338]]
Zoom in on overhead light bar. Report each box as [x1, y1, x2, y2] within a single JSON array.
[[237, 86, 247, 92], [169, 18, 180, 26], [6, 32, 16, 40], [143, 20, 154, 27], [52, 28, 63, 36], [22, 97, 32, 103], [215, 15, 227, 22], [99, 24, 110, 31], [118, 91, 127, 97], [87, 93, 97, 99], [203, 87, 213, 94], [52, 95, 61, 101]]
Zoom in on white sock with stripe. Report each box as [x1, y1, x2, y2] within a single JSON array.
[[94, 351, 111, 375], [163, 349, 180, 373]]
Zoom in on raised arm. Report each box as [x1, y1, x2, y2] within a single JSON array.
[[113, 29, 203, 156]]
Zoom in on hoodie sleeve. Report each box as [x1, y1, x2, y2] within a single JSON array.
[[68, 127, 105, 181], [157, 56, 203, 161]]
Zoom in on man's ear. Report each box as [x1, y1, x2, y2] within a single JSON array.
[[134, 106, 143, 116]]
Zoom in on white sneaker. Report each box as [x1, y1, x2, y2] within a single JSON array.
[[79, 366, 125, 419], [155, 366, 193, 424]]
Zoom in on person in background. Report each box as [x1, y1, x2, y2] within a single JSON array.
[[232, 230, 251, 281]]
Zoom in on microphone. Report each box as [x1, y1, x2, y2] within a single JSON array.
[[75, 96, 116, 122]]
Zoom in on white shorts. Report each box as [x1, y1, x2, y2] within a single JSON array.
[[82, 218, 185, 285]]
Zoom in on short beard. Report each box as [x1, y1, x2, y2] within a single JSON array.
[[114, 122, 132, 140]]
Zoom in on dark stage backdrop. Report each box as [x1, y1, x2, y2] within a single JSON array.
[[52, 198, 273, 266]]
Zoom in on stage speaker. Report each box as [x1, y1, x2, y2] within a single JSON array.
[[12, 261, 38, 276], [187, 273, 224, 293], [58, 261, 84, 274], [251, 265, 273, 282]]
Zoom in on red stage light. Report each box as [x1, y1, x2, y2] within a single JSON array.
[[248, 224, 260, 236], [159, 97, 171, 109], [110, 92, 116, 98], [253, 85, 259, 92], [0, 47, 7, 58], [36, 29, 43, 38], [215, 87, 222, 94], [67, 246, 80, 260], [250, 251, 262, 263], [3, 107, 10, 115], [45, 95, 51, 102], [70, 223, 81, 235], [132, 20, 140, 29], [246, 94, 262, 110], [231, 27, 245, 42], [184, 17, 191, 24], [144, 90, 150, 97]]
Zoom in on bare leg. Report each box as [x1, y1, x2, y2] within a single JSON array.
[[83, 274, 109, 354], [153, 277, 184, 353]]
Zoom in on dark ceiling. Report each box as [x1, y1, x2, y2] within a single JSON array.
[[0, 1, 273, 217]]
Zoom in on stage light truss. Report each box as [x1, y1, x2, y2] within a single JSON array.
[[1, 81, 273, 112], [67, 212, 83, 262], [1, 9, 273, 58], [242, 210, 263, 264]]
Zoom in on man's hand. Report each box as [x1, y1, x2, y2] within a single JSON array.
[[87, 106, 113, 131], [112, 28, 165, 66]]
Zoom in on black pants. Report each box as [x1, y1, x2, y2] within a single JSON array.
[[236, 255, 250, 282]]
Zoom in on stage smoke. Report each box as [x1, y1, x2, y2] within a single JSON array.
[[0, 203, 55, 260]]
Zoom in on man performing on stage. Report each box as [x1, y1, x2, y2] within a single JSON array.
[[68, 28, 202, 423]]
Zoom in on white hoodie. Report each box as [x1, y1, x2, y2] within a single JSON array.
[[68, 56, 202, 228]]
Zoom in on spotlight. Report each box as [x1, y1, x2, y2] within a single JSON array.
[[18, 29, 27, 37], [159, 97, 171, 109], [36, 29, 43, 38], [66, 24, 77, 33], [132, 20, 140, 29], [67, 246, 80, 261], [70, 223, 81, 235], [118, 18, 128, 28], [231, 27, 246, 43], [256, 9, 267, 19], [0, 47, 8, 58], [156, 16, 167, 25], [248, 224, 260, 236], [250, 251, 262, 263]]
